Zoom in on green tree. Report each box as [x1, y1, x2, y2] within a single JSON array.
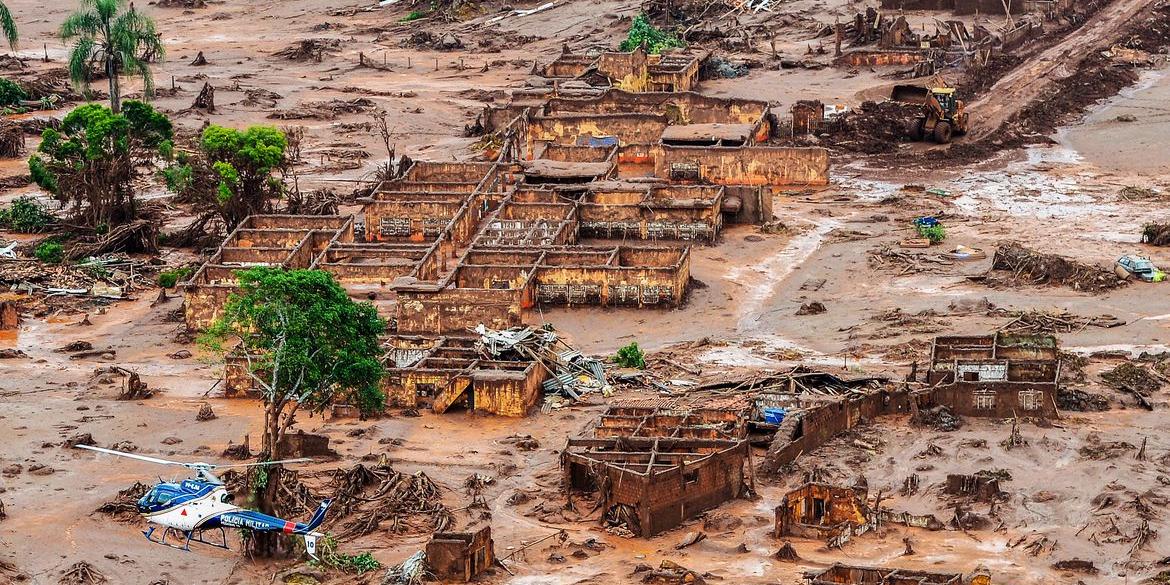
[[29, 100, 172, 227], [0, 1, 18, 51], [60, 0, 163, 113], [165, 125, 287, 230], [620, 14, 684, 55], [201, 268, 385, 556]]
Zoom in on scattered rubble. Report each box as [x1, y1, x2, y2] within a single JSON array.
[[989, 242, 1127, 292]]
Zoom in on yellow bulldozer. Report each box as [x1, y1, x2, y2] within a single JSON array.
[[892, 84, 969, 144]]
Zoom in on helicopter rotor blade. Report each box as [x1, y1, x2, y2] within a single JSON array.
[[74, 444, 190, 467], [213, 458, 314, 469]]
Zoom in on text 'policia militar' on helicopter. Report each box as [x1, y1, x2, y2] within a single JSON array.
[[74, 444, 331, 558]]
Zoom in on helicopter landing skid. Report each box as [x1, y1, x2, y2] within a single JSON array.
[[144, 525, 230, 553]]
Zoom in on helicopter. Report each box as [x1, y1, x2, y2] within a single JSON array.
[[75, 444, 332, 558]]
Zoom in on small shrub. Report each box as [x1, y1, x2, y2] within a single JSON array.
[[614, 342, 646, 369], [0, 196, 54, 233], [917, 223, 946, 243], [0, 79, 27, 107], [400, 10, 426, 21], [35, 240, 64, 264], [157, 267, 194, 288], [620, 14, 685, 55], [310, 535, 382, 575], [913, 217, 946, 243]]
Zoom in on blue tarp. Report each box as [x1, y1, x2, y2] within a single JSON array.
[[763, 407, 786, 425]]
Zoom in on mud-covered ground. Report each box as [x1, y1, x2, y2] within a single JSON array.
[[2, 0, 1170, 583]]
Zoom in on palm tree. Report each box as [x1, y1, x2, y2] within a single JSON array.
[[60, 0, 163, 113], [0, 1, 18, 50]]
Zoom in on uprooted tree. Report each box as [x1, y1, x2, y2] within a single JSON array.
[[164, 124, 287, 231], [28, 100, 172, 229], [200, 267, 385, 557]]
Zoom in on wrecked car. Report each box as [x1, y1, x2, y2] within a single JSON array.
[[1115, 255, 1166, 282]]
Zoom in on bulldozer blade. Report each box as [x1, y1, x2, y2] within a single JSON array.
[[891, 84, 930, 104]]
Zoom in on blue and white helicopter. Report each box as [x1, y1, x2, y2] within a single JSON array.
[[76, 444, 332, 558]]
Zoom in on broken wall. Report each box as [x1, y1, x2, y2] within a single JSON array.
[[653, 145, 830, 186], [425, 527, 495, 582]]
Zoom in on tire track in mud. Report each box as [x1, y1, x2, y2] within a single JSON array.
[[965, 0, 1159, 139]]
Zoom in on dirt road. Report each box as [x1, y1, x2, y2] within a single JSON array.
[[965, 0, 1157, 139]]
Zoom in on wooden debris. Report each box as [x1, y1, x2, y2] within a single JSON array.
[[191, 82, 214, 112], [990, 242, 1126, 292], [59, 561, 107, 585], [993, 308, 1124, 334], [66, 220, 158, 261], [0, 119, 26, 158]]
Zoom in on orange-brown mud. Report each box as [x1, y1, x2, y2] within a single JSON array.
[[3, 0, 1170, 583]]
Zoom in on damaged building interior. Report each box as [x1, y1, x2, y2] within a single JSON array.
[[3, 0, 1170, 581]]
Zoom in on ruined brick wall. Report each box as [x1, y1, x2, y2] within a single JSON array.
[[363, 200, 466, 243], [425, 527, 494, 582], [184, 283, 236, 331], [534, 264, 688, 306], [764, 390, 910, 471], [653, 145, 830, 186], [545, 91, 766, 126], [596, 50, 650, 91], [471, 366, 545, 417], [928, 381, 1057, 418], [774, 483, 869, 537], [396, 287, 524, 334], [577, 198, 721, 241], [835, 50, 930, 67], [640, 445, 747, 536], [527, 114, 670, 156]]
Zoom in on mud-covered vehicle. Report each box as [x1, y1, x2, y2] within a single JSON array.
[[1115, 255, 1166, 282]]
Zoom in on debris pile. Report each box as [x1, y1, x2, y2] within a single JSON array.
[[269, 98, 376, 120], [993, 309, 1125, 333], [95, 481, 150, 522], [638, 560, 708, 584], [59, 561, 106, 585], [272, 38, 341, 61], [474, 325, 607, 405], [912, 405, 960, 432], [867, 246, 953, 275], [989, 242, 1126, 292], [329, 461, 453, 537], [1142, 223, 1170, 247], [0, 119, 25, 158], [1057, 387, 1110, 412], [381, 550, 429, 585], [1101, 362, 1164, 410], [817, 100, 921, 154]]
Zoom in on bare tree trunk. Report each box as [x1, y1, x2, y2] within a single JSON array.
[[107, 58, 121, 114], [250, 402, 288, 558]]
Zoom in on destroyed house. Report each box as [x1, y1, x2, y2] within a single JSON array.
[[775, 482, 944, 546], [379, 335, 547, 417], [183, 215, 353, 329], [425, 526, 495, 582], [562, 436, 750, 537], [925, 333, 1060, 418], [805, 564, 965, 585], [478, 88, 830, 188], [592, 397, 749, 440], [541, 47, 704, 93], [775, 483, 870, 539]]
